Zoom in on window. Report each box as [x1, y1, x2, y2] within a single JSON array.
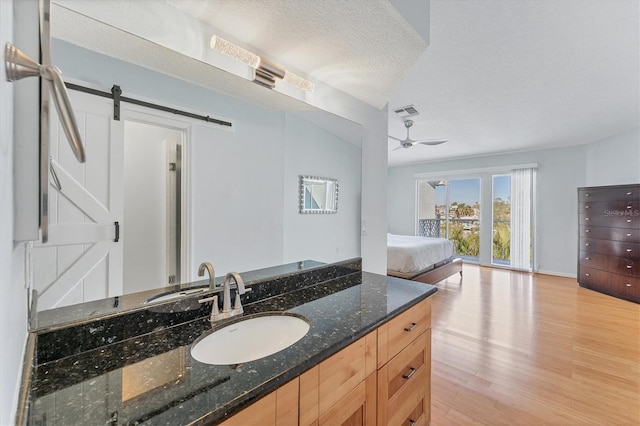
[[492, 175, 511, 265]]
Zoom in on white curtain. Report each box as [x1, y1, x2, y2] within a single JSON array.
[[510, 168, 534, 271]]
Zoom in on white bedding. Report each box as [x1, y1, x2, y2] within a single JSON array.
[[387, 234, 454, 274]]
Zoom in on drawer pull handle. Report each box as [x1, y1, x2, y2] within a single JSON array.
[[627, 265, 632, 269], [585, 273, 590, 277], [628, 233, 633, 237], [585, 205, 590, 209], [585, 257, 590, 260], [585, 193, 591, 197], [585, 217, 590, 221], [585, 243, 590, 246], [628, 205, 633, 209], [404, 322, 418, 332], [626, 283, 632, 287], [627, 219, 633, 223], [402, 367, 417, 380], [627, 192, 633, 195], [627, 249, 633, 252], [586, 229, 590, 233]]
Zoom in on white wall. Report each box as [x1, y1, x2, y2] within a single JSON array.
[[190, 113, 286, 276], [1, 0, 29, 424], [282, 113, 362, 263], [585, 128, 640, 186], [388, 145, 588, 277]]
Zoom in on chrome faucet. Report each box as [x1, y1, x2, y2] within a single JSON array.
[[198, 271, 251, 323], [221, 272, 251, 317], [198, 262, 216, 290]]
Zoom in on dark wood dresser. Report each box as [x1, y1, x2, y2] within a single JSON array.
[[578, 184, 640, 303]]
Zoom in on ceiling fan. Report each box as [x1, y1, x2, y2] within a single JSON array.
[[389, 119, 448, 151]]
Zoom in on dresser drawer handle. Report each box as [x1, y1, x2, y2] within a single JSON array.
[[627, 265, 632, 269], [585, 193, 591, 197], [627, 219, 633, 223], [627, 248, 633, 252], [585, 217, 590, 221], [585, 243, 590, 246], [402, 367, 417, 380], [626, 283, 632, 287], [585, 229, 590, 233], [628, 233, 633, 237], [585, 273, 590, 277], [627, 192, 633, 195], [628, 205, 633, 209], [585, 205, 590, 209], [404, 322, 418, 332], [585, 257, 590, 260]]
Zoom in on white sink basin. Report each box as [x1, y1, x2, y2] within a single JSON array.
[[190, 314, 310, 365]]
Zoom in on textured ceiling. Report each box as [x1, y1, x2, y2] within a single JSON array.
[[51, 3, 316, 113], [167, 0, 426, 109], [388, 0, 640, 166]]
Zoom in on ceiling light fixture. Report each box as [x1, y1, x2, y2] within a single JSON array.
[[210, 35, 314, 93]]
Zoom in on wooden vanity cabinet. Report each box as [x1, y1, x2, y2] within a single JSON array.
[[220, 378, 299, 426], [220, 297, 433, 426], [299, 331, 377, 426]]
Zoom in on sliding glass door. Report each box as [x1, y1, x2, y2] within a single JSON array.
[[417, 178, 481, 262]]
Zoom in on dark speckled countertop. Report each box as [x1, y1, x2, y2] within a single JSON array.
[[26, 270, 437, 425]]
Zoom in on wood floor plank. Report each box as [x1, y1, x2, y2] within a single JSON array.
[[430, 264, 640, 425]]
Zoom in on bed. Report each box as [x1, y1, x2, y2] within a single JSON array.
[[387, 233, 463, 284]]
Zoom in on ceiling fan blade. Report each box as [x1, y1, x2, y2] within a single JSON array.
[[414, 139, 448, 146], [388, 134, 404, 142]]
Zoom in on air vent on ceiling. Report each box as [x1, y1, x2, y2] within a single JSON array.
[[393, 104, 420, 118]]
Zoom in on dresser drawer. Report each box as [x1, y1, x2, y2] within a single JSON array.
[[377, 298, 431, 368], [580, 239, 640, 260], [579, 200, 640, 215], [580, 226, 640, 243], [579, 251, 609, 271], [579, 186, 639, 202], [580, 251, 640, 277], [579, 266, 640, 302], [579, 212, 639, 228]]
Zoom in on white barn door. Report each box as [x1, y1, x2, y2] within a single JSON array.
[[33, 90, 124, 311]]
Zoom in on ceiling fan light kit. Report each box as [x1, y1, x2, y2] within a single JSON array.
[[389, 119, 449, 151]]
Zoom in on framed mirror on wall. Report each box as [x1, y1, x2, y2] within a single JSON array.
[[299, 176, 338, 214]]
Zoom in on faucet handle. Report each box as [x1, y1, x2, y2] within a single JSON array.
[[199, 295, 220, 322]]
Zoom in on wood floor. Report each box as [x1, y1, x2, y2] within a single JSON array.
[[430, 264, 640, 425]]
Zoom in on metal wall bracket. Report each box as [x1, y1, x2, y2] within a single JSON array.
[[111, 85, 122, 121]]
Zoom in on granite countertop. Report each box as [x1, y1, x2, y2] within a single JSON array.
[[27, 271, 437, 425]]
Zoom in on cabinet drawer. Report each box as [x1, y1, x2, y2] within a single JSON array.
[[378, 298, 431, 368], [579, 186, 639, 201], [580, 226, 640, 243], [378, 330, 430, 426], [580, 239, 640, 260]]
